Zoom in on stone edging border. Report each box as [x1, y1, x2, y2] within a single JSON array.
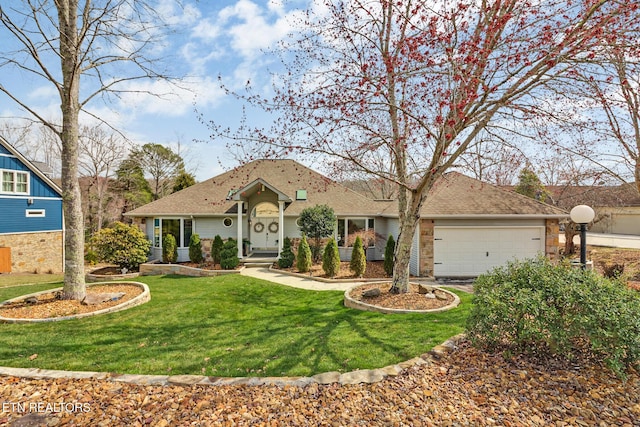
[[343, 283, 461, 314], [268, 266, 397, 283], [0, 334, 467, 387], [0, 281, 151, 324]]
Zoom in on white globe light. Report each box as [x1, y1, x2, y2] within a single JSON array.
[[570, 205, 595, 224]]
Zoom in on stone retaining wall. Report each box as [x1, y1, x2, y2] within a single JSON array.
[[139, 261, 242, 277], [0, 231, 63, 274]]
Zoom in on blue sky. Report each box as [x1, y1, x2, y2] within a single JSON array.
[[0, 0, 310, 181]]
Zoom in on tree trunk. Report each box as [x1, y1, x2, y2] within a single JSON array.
[[59, 0, 86, 300]]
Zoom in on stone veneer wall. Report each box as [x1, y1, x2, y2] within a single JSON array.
[[0, 231, 64, 273], [419, 219, 435, 277], [545, 218, 560, 261]]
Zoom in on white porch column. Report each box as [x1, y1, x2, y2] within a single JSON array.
[[237, 201, 243, 258], [278, 200, 285, 255]]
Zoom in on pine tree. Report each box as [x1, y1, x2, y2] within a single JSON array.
[[350, 236, 366, 277], [211, 235, 224, 266], [297, 235, 312, 273], [188, 233, 203, 264], [278, 237, 295, 268], [322, 237, 341, 277], [384, 234, 395, 277]]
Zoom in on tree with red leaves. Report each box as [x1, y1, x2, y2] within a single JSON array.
[[210, 0, 639, 293]]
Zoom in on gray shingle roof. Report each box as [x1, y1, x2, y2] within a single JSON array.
[[125, 160, 566, 218], [125, 159, 387, 217]]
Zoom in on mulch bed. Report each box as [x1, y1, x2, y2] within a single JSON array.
[[1, 340, 639, 425], [276, 261, 389, 279], [0, 284, 143, 319], [349, 283, 454, 310]]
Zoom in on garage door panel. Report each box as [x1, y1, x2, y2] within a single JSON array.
[[434, 227, 545, 277]]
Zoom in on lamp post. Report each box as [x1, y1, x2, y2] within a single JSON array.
[[570, 205, 595, 269]]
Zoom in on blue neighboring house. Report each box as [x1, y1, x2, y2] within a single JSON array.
[[0, 136, 64, 273]]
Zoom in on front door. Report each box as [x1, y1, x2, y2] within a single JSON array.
[[251, 202, 279, 251]]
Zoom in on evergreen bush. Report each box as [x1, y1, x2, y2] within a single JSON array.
[[350, 236, 366, 277], [211, 235, 224, 265], [162, 234, 178, 263], [466, 256, 640, 377], [296, 235, 312, 273], [90, 222, 151, 271], [322, 237, 341, 277], [383, 234, 395, 276], [188, 233, 204, 264], [220, 239, 239, 270], [278, 237, 295, 268]]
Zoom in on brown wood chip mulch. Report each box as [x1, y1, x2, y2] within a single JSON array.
[[1, 340, 639, 426], [0, 284, 143, 319]]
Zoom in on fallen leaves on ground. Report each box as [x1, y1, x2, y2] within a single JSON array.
[[1, 340, 639, 426]]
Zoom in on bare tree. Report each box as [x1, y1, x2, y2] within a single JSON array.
[[0, 1, 177, 299], [79, 126, 128, 233], [208, 0, 637, 293]]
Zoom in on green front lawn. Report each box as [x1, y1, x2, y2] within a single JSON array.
[[0, 275, 471, 377]]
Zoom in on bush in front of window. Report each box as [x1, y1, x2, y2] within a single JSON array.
[[220, 238, 239, 270], [350, 236, 366, 278], [90, 222, 151, 271], [162, 234, 178, 263], [189, 233, 204, 264], [322, 237, 340, 277]]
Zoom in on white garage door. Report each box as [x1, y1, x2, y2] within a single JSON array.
[[433, 226, 545, 277]]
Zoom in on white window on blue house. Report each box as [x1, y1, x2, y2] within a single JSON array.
[[1, 170, 29, 194]]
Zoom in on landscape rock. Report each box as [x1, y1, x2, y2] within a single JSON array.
[[362, 288, 381, 298], [418, 284, 434, 294], [81, 292, 125, 306]]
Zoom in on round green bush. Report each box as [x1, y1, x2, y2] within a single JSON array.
[[90, 222, 151, 270], [466, 256, 640, 377]]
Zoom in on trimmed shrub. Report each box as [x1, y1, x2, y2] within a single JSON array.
[[322, 237, 341, 277], [162, 234, 178, 263], [466, 256, 640, 377], [278, 237, 295, 269], [350, 236, 366, 277], [384, 234, 395, 276], [211, 235, 224, 265], [188, 233, 204, 264], [296, 235, 312, 273], [91, 222, 151, 271], [299, 205, 336, 262], [220, 239, 239, 270]]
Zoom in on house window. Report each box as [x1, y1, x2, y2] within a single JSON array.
[[25, 209, 45, 217], [1, 170, 29, 194], [223, 217, 233, 227], [162, 219, 180, 248], [337, 218, 375, 247], [183, 219, 193, 247], [154, 218, 193, 249]]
